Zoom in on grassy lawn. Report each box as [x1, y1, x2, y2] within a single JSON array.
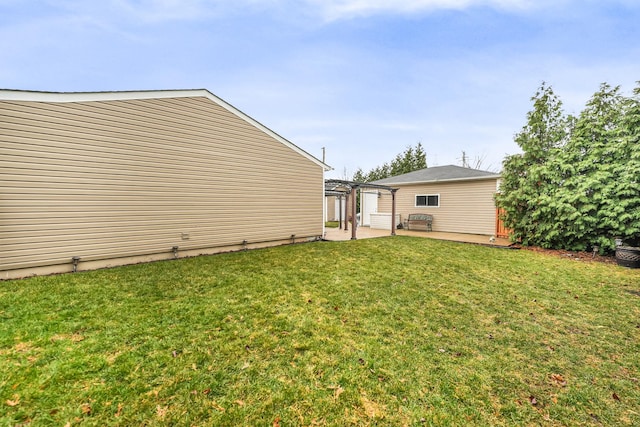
[[1, 237, 639, 426]]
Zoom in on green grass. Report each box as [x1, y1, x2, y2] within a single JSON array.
[[325, 221, 340, 228], [1, 237, 639, 426]]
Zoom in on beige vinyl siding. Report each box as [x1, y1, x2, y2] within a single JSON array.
[[1, 96, 323, 275], [325, 196, 337, 221], [378, 179, 498, 235]]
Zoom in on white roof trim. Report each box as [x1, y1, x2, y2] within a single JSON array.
[[0, 89, 332, 171], [388, 174, 502, 186]]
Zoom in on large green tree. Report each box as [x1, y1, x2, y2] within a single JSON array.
[[497, 81, 640, 252], [614, 83, 640, 247], [555, 83, 626, 250], [496, 82, 571, 246], [582, 82, 640, 249], [353, 143, 427, 183]]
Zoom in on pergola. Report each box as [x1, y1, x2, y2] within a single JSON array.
[[325, 179, 398, 240]]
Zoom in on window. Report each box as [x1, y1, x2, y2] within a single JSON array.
[[415, 194, 439, 207]]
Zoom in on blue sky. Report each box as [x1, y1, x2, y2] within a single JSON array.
[[1, 0, 638, 177]]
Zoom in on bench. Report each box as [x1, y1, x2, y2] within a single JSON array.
[[407, 213, 433, 231]]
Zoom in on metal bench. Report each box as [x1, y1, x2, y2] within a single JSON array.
[[407, 213, 433, 231]]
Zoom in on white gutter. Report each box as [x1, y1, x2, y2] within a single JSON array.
[[382, 174, 501, 186]]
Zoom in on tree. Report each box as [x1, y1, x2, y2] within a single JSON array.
[[561, 82, 640, 250], [353, 143, 427, 183], [497, 81, 640, 252], [615, 82, 640, 247], [496, 82, 571, 246], [554, 83, 626, 251]]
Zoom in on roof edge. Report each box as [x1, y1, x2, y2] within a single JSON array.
[[0, 89, 332, 171], [0, 88, 210, 103], [376, 174, 501, 186]]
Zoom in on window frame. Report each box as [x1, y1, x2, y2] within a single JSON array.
[[415, 194, 440, 208]]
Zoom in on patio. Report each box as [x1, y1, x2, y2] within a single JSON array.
[[323, 226, 513, 247]]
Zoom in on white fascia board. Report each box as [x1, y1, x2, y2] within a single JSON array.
[[0, 88, 332, 171], [388, 175, 502, 186], [0, 88, 202, 103]]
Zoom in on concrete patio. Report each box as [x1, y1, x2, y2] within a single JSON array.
[[323, 226, 513, 247]]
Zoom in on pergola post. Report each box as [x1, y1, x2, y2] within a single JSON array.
[[338, 195, 343, 230], [344, 192, 349, 231], [391, 189, 397, 236], [351, 187, 358, 240], [324, 179, 397, 241]]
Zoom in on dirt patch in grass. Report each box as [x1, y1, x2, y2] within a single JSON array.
[[516, 245, 618, 265]]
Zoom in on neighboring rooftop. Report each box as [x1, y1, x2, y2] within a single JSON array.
[[371, 164, 500, 185]]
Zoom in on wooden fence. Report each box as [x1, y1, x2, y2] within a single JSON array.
[[495, 208, 511, 239]]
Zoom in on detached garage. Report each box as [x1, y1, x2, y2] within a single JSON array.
[[0, 89, 329, 279], [372, 165, 501, 236]]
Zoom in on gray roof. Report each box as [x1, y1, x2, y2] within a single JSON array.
[[371, 165, 500, 185]]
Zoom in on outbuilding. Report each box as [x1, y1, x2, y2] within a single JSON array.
[[0, 89, 329, 279], [371, 165, 502, 236]]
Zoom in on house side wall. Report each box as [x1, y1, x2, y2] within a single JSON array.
[[1, 96, 323, 278], [378, 179, 498, 235]]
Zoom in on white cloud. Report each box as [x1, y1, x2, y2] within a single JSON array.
[[302, 0, 545, 21], [45, 0, 560, 26], [113, 0, 211, 22], [19, 0, 565, 29], [35, 0, 234, 25]]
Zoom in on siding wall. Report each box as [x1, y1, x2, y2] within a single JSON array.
[[0, 96, 323, 278], [325, 196, 336, 222], [378, 179, 498, 235]]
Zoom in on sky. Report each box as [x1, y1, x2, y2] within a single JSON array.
[[1, 0, 638, 178]]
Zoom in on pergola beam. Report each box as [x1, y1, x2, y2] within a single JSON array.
[[324, 179, 398, 239]]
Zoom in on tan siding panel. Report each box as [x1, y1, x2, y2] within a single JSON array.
[[379, 180, 497, 235], [325, 196, 337, 221], [1, 96, 323, 274]]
